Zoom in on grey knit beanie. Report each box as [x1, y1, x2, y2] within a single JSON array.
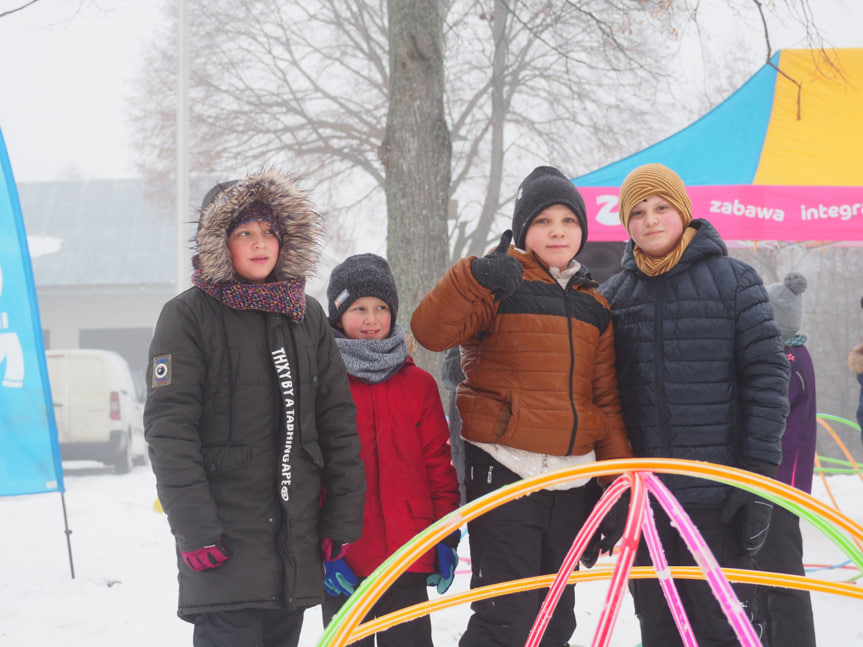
[[766, 272, 807, 340], [327, 254, 399, 328], [511, 166, 587, 255]]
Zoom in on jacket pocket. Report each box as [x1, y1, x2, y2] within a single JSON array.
[[201, 445, 251, 475], [493, 391, 518, 442], [301, 440, 324, 470], [406, 496, 435, 525]]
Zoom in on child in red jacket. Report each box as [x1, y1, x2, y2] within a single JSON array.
[[322, 253, 461, 647]]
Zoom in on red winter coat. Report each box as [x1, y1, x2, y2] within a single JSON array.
[[344, 357, 460, 577]]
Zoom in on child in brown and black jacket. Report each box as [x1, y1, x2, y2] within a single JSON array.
[[411, 166, 632, 647]]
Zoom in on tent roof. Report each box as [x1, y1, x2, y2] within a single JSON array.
[[576, 48, 863, 188], [572, 48, 863, 244]]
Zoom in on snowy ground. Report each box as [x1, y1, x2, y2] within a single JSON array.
[[1, 462, 861, 646]]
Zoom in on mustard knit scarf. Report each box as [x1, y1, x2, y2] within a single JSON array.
[[633, 226, 697, 277]]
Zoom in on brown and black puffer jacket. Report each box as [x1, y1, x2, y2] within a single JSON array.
[[411, 246, 631, 462], [144, 169, 365, 619]]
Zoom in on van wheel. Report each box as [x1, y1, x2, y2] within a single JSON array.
[[114, 435, 133, 474]]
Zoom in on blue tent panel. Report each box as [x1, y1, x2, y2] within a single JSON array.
[[576, 52, 781, 187]]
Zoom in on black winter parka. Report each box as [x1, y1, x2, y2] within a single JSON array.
[[144, 170, 364, 619], [600, 220, 789, 507], [146, 291, 364, 617]]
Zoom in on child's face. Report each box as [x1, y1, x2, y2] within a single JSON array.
[[627, 194, 685, 258], [523, 204, 583, 270], [227, 220, 280, 283], [339, 296, 392, 340]]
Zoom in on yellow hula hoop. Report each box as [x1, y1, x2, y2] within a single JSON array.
[[350, 567, 863, 642]]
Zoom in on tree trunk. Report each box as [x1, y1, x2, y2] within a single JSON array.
[[468, 0, 508, 258], [382, 0, 451, 379]]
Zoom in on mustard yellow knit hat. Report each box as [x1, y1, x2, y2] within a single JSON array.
[[618, 163, 693, 234]]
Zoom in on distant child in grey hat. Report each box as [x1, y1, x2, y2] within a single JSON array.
[[766, 271, 808, 344], [759, 272, 817, 646], [411, 165, 632, 647], [322, 254, 460, 647]]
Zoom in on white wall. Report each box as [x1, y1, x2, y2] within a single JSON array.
[[36, 288, 173, 354]]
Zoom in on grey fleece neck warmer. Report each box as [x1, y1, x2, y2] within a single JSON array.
[[334, 324, 408, 384]]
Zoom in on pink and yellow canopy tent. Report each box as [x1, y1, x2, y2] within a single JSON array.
[[574, 48, 863, 245]]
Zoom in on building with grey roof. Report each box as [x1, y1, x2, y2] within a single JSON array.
[[18, 178, 212, 383]]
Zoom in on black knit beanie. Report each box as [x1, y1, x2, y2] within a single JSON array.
[[327, 254, 399, 328], [511, 166, 588, 255]]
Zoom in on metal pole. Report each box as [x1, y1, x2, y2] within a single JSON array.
[[175, 0, 190, 294], [59, 491, 75, 579]]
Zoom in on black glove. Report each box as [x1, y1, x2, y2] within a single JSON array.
[[581, 488, 630, 569], [470, 230, 523, 297], [720, 488, 773, 557]]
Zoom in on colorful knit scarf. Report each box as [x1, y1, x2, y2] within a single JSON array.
[[191, 258, 306, 323]]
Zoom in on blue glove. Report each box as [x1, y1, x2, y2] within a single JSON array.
[[426, 541, 459, 595], [323, 558, 357, 597]]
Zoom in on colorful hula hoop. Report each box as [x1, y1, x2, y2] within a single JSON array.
[[317, 458, 863, 646]]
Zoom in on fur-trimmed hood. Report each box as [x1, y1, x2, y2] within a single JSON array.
[[194, 169, 324, 283], [848, 342, 863, 375]]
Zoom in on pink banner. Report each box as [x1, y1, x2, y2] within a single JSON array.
[[579, 185, 863, 242]]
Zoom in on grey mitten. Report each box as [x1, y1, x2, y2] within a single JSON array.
[[469, 230, 523, 297]]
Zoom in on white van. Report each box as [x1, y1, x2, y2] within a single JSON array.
[[45, 348, 147, 473]]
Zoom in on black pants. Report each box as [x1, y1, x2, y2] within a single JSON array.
[[630, 503, 759, 647], [459, 444, 587, 647], [192, 607, 305, 647], [321, 572, 432, 647], [755, 505, 817, 646]]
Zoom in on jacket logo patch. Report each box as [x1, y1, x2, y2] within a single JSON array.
[[152, 355, 172, 388]]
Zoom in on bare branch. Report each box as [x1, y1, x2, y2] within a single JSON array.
[[0, 0, 40, 19]]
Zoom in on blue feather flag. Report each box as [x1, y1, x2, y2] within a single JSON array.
[[0, 125, 64, 497]]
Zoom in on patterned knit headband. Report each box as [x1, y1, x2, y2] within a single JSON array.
[[227, 201, 282, 241]]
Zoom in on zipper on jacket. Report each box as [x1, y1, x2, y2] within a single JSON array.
[[654, 280, 671, 457], [563, 275, 579, 455], [218, 304, 235, 445]]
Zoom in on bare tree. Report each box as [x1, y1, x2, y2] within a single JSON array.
[[0, 0, 40, 19], [383, 0, 450, 372], [130, 0, 825, 297]]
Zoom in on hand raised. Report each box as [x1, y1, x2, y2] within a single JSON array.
[[470, 230, 523, 297]]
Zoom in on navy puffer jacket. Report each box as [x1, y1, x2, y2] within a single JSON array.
[[600, 220, 789, 507]]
